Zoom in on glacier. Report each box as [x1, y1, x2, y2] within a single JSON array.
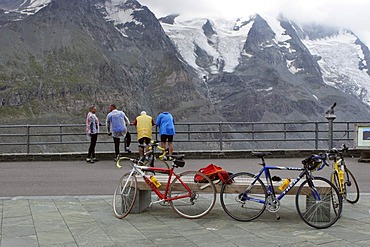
[[303, 30, 370, 104]]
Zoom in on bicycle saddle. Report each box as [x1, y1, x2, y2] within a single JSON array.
[[168, 154, 185, 160], [173, 160, 185, 167], [251, 151, 272, 158]]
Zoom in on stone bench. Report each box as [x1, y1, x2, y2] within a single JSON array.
[[131, 175, 331, 214]]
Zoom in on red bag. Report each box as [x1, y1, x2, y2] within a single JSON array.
[[217, 170, 232, 184], [195, 164, 232, 184]]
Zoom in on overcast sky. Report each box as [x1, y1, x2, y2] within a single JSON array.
[[139, 0, 370, 46]]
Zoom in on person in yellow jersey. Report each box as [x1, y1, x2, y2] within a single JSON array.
[[133, 111, 155, 161]]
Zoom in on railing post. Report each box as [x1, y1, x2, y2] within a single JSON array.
[[346, 122, 350, 140], [155, 125, 158, 140], [26, 125, 30, 154], [325, 103, 337, 149], [252, 123, 255, 140], [187, 124, 190, 141], [60, 125, 63, 143], [219, 122, 223, 151], [283, 123, 287, 140]]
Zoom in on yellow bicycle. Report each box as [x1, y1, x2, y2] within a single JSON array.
[[328, 144, 360, 204]]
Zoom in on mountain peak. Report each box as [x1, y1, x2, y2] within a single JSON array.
[[158, 14, 179, 25]]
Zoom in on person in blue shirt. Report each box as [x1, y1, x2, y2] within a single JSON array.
[[155, 111, 175, 155], [106, 104, 130, 161]]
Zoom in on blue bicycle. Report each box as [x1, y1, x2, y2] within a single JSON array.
[[220, 152, 342, 229]]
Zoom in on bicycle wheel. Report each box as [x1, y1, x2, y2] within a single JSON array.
[[220, 172, 267, 222], [343, 167, 360, 204], [168, 171, 216, 219], [296, 176, 342, 229], [112, 172, 137, 219]]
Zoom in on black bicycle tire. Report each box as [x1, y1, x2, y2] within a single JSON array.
[[220, 172, 267, 222], [344, 167, 360, 204], [330, 171, 341, 195], [295, 176, 342, 229], [168, 170, 216, 219], [112, 172, 138, 219]]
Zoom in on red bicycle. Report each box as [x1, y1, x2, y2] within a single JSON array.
[[113, 153, 216, 219]]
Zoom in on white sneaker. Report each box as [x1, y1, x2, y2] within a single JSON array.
[[86, 158, 94, 163]]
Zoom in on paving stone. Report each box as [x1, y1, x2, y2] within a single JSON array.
[[68, 222, 115, 246], [0, 235, 38, 247], [2, 200, 31, 218], [37, 229, 76, 247], [1, 215, 36, 238]]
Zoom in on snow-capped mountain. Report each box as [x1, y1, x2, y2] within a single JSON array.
[[0, 0, 369, 125], [303, 31, 370, 102], [160, 14, 370, 106]]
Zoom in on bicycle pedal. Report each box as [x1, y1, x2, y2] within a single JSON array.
[[275, 212, 281, 220], [200, 183, 211, 190], [213, 179, 221, 185]]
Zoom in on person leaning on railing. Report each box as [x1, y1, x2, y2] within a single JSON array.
[[133, 111, 155, 161], [155, 111, 176, 156], [106, 104, 130, 162]]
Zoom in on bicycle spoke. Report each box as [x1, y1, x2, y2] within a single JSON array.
[[296, 177, 342, 229], [169, 171, 216, 219], [220, 172, 267, 222], [113, 172, 137, 219]]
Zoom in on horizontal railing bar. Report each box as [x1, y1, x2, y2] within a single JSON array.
[[0, 121, 364, 128], [1, 137, 351, 146], [23, 138, 326, 145], [0, 121, 365, 154], [0, 131, 352, 138]]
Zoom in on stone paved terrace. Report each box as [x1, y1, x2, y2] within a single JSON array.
[[0, 194, 370, 247], [0, 156, 369, 246]]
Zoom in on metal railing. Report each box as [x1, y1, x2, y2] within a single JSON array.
[[0, 121, 363, 154]]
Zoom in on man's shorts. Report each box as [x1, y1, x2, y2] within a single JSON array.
[[160, 134, 173, 143], [138, 137, 151, 145]]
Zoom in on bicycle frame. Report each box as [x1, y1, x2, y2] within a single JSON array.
[[141, 141, 168, 167], [244, 165, 322, 203], [131, 164, 193, 202], [326, 145, 360, 204], [332, 158, 345, 192]]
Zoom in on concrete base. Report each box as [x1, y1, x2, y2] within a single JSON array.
[[131, 190, 151, 214], [1, 149, 362, 162], [358, 151, 370, 163]]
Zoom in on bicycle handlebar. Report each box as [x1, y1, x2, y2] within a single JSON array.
[[327, 144, 350, 155]]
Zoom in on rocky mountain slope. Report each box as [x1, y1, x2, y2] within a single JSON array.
[[160, 14, 370, 122], [0, 0, 369, 125], [0, 0, 213, 124]]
